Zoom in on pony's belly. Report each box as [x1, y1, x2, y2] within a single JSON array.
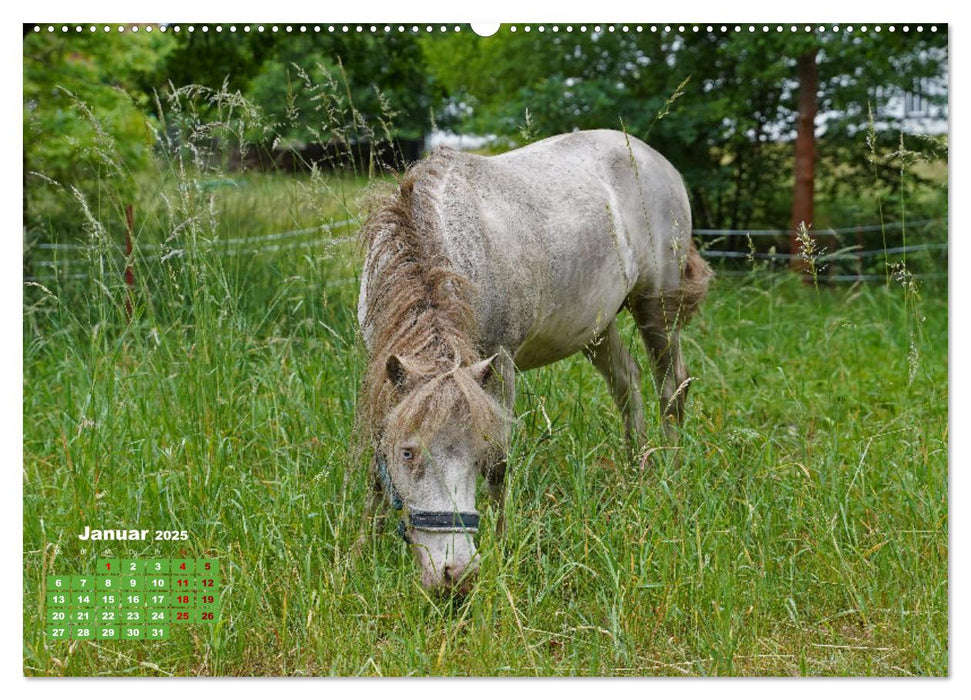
[[511, 290, 629, 371], [513, 336, 584, 370]]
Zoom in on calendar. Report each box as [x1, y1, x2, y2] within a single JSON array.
[[45, 559, 221, 641]]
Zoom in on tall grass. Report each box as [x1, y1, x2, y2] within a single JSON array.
[[23, 83, 946, 676]]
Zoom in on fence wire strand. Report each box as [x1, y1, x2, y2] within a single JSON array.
[[24, 218, 946, 284]]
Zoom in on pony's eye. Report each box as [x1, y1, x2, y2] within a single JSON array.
[[401, 448, 415, 462]]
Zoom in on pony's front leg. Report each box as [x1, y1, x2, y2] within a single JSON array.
[[583, 320, 648, 458], [486, 347, 517, 538]]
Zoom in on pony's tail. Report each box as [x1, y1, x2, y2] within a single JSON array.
[[679, 241, 713, 323]]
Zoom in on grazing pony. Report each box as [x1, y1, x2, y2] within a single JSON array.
[[357, 129, 712, 593]]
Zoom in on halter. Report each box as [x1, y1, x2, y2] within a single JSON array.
[[375, 454, 480, 543]]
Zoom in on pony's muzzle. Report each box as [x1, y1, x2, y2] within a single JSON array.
[[414, 534, 480, 595]]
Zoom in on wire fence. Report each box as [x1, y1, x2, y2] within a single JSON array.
[[24, 218, 361, 283], [699, 242, 947, 261], [31, 218, 358, 252], [24, 217, 946, 285], [693, 218, 943, 238]]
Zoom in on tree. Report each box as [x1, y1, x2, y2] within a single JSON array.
[[245, 32, 431, 143], [790, 47, 819, 271], [23, 30, 173, 241]]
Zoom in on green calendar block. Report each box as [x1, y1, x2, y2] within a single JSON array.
[[145, 559, 169, 575], [97, 625, 119, 640], [71, 575, 94, 590], [145, 625, 170, 640], [197, 591, 219, 607], [97, 575, 120, 591], [172, 609, 193, 624], [73, 591, 95, 607], [147, 575, 169, 590], [122, 608, 144, 625], [46, 575, 70, 591], [47, 591, 69, 608], [47, 608, 69, 624], [172, 592, 194, 609], [123, 592, 145, 607], [197, 559, 219, 575], [72, 625, 95, 640], [121, 575, 143, 591], [172, 576, 194, 592], [96, 608, 119, 624], [96, 558, 121, 575], [146, 608, 169, 624], [98, 591, 118, 607], [120, 559, 143, 574], [197, 608, 220, 624], [196, 575, 220, 592], [146, 591, 169, 607], [72, 609, 94, 624], [47, 623, 70, 641], [171, 558, 196, 575]]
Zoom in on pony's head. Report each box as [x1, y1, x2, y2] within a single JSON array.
[[374, 352, 505, 594]]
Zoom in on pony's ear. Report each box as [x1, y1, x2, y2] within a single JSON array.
[[386, 354, 416, 390], [468, 354, 498, 387]]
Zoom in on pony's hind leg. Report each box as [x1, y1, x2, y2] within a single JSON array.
[[629, 294, 690, 444], [583, 319, 647, 451]]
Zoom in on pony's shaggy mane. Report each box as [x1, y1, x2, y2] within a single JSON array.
[[357, 152, 504, 452]]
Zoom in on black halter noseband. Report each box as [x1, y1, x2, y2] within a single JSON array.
[[376, 454, 480, 543]]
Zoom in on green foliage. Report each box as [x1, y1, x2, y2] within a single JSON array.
[[151, 29, 277, 95], [149, 30, 432, 144], [23, 31, 173, 237], [245, 32, 431, 143]]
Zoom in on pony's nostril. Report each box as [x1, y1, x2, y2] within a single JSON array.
[[443, 564, 461, 583], [443, 562, 479, 593]]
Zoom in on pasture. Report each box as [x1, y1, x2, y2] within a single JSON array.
[[23, 165, 947, 676]]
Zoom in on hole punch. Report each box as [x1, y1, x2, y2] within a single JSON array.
[[471, 23, 500, 37]]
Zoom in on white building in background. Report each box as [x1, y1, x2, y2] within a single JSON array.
[[425, 131, 497, 151], [857, 45, 948, 137], [884, 82, 949, 136]]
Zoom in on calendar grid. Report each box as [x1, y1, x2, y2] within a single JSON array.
[[45, 558, 221, 641]]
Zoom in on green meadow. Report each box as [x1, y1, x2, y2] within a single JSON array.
[[23, 161, 947, 675]]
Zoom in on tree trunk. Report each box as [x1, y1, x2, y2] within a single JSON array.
[[790, 48, 818, 273]]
